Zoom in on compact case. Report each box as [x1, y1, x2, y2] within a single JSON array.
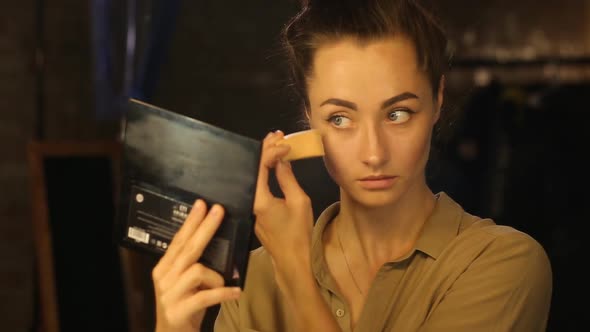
[[116, 99, 261, 288]]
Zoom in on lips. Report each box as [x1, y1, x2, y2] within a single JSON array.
[[358, 175, 398, 190], [360, 175, 395, 181]]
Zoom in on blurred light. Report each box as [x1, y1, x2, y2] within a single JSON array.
[[474, 68, 492, 86]]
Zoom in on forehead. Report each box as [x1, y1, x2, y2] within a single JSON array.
[[308, 36, 428, 98], [313, 35, 418, 65]]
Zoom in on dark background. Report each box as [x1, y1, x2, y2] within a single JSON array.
[[1, 0, 588, 331]]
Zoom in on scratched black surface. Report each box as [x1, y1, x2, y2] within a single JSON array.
[[117, 99, 261, 288]]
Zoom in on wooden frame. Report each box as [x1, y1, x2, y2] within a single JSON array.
[[27, 140, 124, 332]]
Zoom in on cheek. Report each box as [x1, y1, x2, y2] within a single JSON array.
[[391, 123, 433, 173], [320, 133, 356, 183]]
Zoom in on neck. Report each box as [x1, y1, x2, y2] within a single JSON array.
[[337, 178, 436, 271]]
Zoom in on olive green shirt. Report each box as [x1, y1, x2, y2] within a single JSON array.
[[215, 192, 552, 331]]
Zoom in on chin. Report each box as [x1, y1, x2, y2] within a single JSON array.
[[345, 187, 405, 208]]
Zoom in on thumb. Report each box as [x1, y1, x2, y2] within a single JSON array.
[[275, 160, 306, 200]]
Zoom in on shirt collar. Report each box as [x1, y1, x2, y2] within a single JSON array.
[[311, 202, 340, 281], [413, 192, 463, 259], [311, 192, 464, 278]]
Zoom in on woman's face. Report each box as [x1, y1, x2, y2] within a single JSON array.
[[307, 36, 442, 208]]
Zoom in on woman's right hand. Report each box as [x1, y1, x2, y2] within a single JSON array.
[[152, 200, 241, 332]]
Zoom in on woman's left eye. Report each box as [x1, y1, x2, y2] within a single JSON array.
[[388, 110, 412, 124]]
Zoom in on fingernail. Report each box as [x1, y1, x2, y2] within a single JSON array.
[[232, 287, 241, 297], [275, 130, 283, 135], [194, 199, 204, 210], [267, 131, 275, 138], [210, 204, 222, 216]]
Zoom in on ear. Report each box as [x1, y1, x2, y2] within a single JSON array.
[[434, 75, 445, 124]]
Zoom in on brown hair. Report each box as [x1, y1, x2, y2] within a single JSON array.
[[281, 0, 450, 111]]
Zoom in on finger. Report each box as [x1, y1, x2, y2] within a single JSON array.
[[164, 200, 207, 263], [265, 130, 285, 149], [161, 263, 225, 306], [262, 144, 291, 169], [154, 199, 207, 277], [277, 129, 325, 161], [254, 132, 276, 204], [275, 159, 307, 200], [171, 199, 207, 250], [167, 204, 225, 278], [255, 131, 289, 204], [171, 287, 241, 323]]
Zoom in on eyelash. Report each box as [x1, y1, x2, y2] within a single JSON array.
[[327, 114, 348, 126], [388, 108, 415, 121], [326, 109, 415, 126]]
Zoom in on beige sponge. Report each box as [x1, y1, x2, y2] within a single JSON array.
[[277, 129, 325, 161]]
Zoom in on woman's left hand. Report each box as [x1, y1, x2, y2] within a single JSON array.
[[253, 130, 315, 291]]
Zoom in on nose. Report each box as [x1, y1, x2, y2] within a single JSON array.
[[359, 123, 389, 168]]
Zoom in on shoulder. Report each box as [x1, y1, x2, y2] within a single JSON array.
[[435, 193, 552, 284], [452, 212, 552, 287], [434, 193, 551, 271], [419, 210, 553, 330], [463, 213, 549, 262]]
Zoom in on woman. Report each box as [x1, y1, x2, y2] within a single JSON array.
[[152, 1, 552, 331]]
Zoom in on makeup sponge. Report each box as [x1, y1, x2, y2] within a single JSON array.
[[277, 129, 325, 161]]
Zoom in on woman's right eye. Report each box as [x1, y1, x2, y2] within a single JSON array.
[[328, 115, 351, 128]]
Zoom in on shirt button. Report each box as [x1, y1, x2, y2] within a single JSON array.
[[336, 308, 345, 317]]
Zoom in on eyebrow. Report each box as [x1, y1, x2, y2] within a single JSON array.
[[319, 92, 419, 110]]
